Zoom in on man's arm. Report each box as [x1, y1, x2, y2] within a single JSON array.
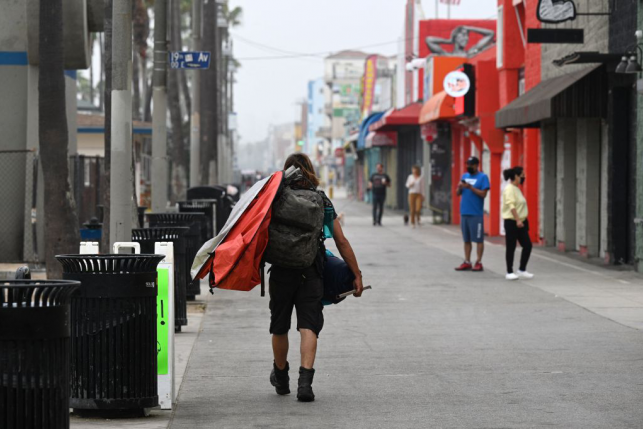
[[463, 183, 488, 198], [332, 219, 364, 297]]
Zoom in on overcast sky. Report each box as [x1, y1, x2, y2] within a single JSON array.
[[231, 0, 498, 144]]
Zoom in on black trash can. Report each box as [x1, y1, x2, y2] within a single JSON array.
[[179, 200, 217, 239], [132, 227, 189, 331], [187, 186, 234, 233], [147, 213, 206, 300], [56, 254, 164, 411], [0, 279, 80, 429]]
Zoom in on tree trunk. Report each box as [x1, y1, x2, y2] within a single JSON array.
[[133, 53, 141, 120], [168, 0, 187, 203], [200, 0, 217, 184], [39, 0, 80, 278], [144, 83, 153, 122], [100, 0, 113, 253]]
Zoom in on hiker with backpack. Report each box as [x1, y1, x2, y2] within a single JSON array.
[[265, 153, 364, 403]]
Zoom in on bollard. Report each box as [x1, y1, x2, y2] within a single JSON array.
[[0, 279, 80, 428], [155, 242, 175, 409]]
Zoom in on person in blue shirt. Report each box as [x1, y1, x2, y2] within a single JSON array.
[[455, 156, 490, 272]]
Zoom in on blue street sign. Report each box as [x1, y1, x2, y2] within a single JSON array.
[[169, 51, 211, 70]]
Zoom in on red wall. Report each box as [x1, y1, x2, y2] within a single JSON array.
[[418, 19, 497, 100]]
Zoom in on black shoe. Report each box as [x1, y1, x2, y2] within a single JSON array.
[[297, 367, 315, 402], [270, 361, 290, 395]]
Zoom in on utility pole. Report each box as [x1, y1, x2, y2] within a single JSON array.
[[110, 0, 134, 245], [151, 0, 169, 212], [189, 0, 202, 187]]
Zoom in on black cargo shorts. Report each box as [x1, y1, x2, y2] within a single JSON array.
[[269, 265, 324, 337]]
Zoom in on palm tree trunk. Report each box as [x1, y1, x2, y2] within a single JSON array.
[[39, 0, 80, 278], [168, 0, 187, 202]]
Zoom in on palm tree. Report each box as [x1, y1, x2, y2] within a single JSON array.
[[38, 0, 80, 277]]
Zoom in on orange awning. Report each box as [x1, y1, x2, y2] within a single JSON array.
[[419, 91, 457, 125]]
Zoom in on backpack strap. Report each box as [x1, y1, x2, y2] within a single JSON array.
[[260, 261, 266, 297]]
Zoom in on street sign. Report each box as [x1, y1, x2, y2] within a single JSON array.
[[169, 51, 211, 70]]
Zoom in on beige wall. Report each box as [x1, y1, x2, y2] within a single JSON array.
[[77, 133, 105, 157], [541, 2, 609, 80]]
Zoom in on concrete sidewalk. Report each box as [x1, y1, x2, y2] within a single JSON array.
[[168, 197, 643, 428], [70, 303, 206, 429]]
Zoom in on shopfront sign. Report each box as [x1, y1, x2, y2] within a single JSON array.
[[443, 71, 470, 98], [537, 0, 577, 24], [361, 55, 378, 120]]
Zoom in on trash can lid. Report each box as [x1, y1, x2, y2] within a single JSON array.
[[1, 279, 80, 307], [56, 254, 165, 274]]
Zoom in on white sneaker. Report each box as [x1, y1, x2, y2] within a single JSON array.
[[517, 270, 534, 279], [505, 273, 519, 281]]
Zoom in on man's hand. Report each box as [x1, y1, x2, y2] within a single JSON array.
[[353, 275, 364, 297], [462, 181, 472, 189], [517, 220, 524, 228]]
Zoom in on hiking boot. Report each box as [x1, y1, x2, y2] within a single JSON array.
[[455, 262, 472, 271], [270, 361, 290, 395], [472, 262, 484, 272], [297, 367, 315, 402]]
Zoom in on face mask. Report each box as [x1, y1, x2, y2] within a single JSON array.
[[520, 177, 525, 185], [467, 167, 475, 175]]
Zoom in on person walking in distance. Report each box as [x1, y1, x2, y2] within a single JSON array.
[[502, 167, 534, 280], [455, 156, 490, 272], [268, 153, 364, 402], [368, 163, 391, 226], [405, 165, 424, 228]]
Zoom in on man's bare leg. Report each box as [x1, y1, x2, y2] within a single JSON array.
[[300, 329, 317, 369], [464, 242, 472, 262], [272, 334, 289, 369], [476, 242, 484, 264]]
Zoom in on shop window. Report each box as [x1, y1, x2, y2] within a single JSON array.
[[518, 68, 525, 96]]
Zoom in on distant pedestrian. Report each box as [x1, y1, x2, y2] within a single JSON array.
[[368, 163, 391, 226], [502, 166, 534, 280], [405, 165, 424, 228], [455, 156, 490, 272]]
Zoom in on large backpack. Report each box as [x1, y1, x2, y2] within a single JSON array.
[[264, 185, 324, 269]]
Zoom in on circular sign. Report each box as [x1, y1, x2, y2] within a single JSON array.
[[443, 71, 471, 98]]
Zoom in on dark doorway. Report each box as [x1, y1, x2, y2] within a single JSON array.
[[611, 87, 631, 264], [396, 127, 423, 212]]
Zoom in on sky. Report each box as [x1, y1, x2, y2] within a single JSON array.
[[231, 0, 499, 144]]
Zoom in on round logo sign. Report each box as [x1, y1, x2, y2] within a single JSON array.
[[443, 71, 471, 98]]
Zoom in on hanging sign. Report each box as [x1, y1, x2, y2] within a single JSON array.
[[169, 51, 212, 69], [361, 55, 378, 120], [443, 71, 470, 98], [537, 0, 577, 24]]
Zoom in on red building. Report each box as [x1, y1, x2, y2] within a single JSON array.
[[496, 0, 541, 242]]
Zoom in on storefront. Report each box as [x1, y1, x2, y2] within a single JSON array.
[[369, 103, 423, 212]]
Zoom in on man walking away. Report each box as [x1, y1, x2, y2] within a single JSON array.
[[455, 156, 490, 272], [368, 163, 391, 226]]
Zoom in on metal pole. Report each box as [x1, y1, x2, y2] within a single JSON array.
[[110, 0, 133, 245], [447, 3, 451, 19], [151, 0, 169, 211], [189, 0, 202, 187]]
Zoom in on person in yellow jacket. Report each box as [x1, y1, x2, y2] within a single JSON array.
[[502, 166, 534, 280]]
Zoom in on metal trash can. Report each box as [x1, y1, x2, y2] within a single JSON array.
[[147, 213, 206, 300], [56, 254, 164, 411], [0, 279, 80, 429], [187, 186, 235, 234], [132, 227, 189, 331], [179, 199, 216, 239]]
